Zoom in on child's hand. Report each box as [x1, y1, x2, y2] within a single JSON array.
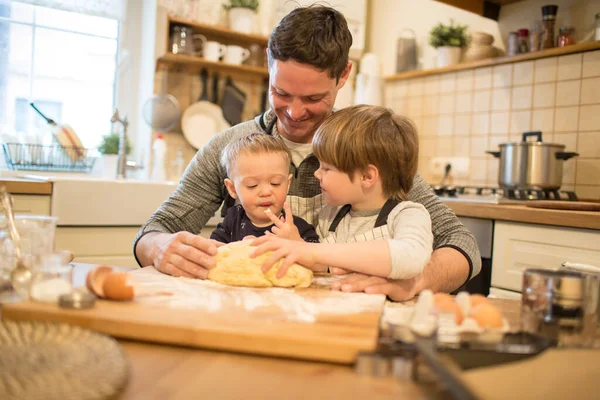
[[250, 235, 318, 278], [264, 202, 303, 241], [330, 267, 352, 275]]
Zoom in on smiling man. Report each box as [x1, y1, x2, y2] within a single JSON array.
[[134, 5, 481, 301]]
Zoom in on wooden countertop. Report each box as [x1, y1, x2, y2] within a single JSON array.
[[0, 177, 52, 195], [445, 202, 600, 230]]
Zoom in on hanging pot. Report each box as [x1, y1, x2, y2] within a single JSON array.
[[486, 131, 579, 190]]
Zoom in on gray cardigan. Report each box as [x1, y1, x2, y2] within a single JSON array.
[[134, 110, 481, 281]]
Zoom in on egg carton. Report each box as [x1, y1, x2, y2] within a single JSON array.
[[383, 290, 510, 345]]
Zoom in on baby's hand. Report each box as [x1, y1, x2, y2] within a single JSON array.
[[265, 202, 303, 241]]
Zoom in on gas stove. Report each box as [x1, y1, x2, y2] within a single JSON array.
[[433, 185, 579, 204]]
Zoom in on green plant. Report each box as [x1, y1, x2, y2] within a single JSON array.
[[98, 132, 131, 155], [429, 19, 469, 48], [222, 0, 259, 11]]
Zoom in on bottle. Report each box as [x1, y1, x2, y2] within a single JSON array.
[[517, 29, 530, 53], [557, 26, 575, 47], [507, 32, 519, 56], [541, 4, 558, 50], [596, 13, 600, 41], [151, 133, 167, 182], [171, 147, 186, 180]]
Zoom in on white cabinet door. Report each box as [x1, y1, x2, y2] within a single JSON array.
[[56, 227, 140, 268], [491, 221, 600, 292], [13, 195, 51, 216]]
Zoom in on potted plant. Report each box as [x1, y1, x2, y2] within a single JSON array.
[[429, 19, 469, 68], [223, 0, 259, 34], [97, 132, 131, 178]]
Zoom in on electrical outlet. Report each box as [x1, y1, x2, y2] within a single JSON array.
[[429, 157, 470, 179]]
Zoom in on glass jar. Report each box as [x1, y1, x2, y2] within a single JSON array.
[[557, 26, 576, 47], [517, 29, 530, 53], [541, 4, 558, 49], [507, 32, 519, 56], [29, 254, 73, 304], [170, 25, 194, 55]]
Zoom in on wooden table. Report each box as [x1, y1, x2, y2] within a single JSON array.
[[12, 264, 524, 399]]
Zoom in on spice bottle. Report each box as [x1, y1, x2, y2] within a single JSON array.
[[596, 12, 600, 41], [508, 32, 519, 56], [517, 29, 530, 53], [557, 26, 575, 47], [541, 4, 558, 49]]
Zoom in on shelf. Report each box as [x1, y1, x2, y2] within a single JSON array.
[[385, 41, 600, 82], [157, 53, 268, 81], [169, 16, 269, 47]]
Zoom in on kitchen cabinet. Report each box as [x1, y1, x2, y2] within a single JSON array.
[[55, 227, 140, 268], [491, 221, 600, 292], [13, 194, 51, 216], [435, 0, 524, 20]]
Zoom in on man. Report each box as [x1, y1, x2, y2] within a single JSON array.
[[134, 5, 480, 301]]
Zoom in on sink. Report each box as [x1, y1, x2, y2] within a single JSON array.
[[50, 177, 178, 226]]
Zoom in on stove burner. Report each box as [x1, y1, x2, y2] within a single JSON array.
[[505, 188, 578, 201], [432, 185, 579, 201]]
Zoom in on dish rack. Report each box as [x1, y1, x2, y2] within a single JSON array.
[[2, 142, 96, 173]]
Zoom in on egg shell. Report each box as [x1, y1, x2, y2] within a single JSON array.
[[433, 292, 453, 304], [85, 265, 114, 298], [469, 294, 490, 308], [471, 303, 504, 329], [102, 272, 136, 301], [435, 299, 464, 325]]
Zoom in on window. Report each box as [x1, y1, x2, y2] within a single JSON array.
[[0, 0, 119, 149]]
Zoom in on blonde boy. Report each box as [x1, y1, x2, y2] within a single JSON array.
[[252, 105, 433, 280], [211, 133, 319, 244]]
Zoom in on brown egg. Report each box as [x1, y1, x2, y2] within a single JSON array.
[[470, 294, 490, 308], [471, 303, 504, 329], [85, 265, 114, 298], [433, 293, 464, 325], [433, 292, 453, 304], [102, 272, 136, 301]]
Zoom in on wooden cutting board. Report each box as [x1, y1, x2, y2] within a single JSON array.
[[526, 200, 600, 211], [1, 267, 385, 364]]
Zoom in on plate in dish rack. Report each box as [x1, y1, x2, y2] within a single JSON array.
[[0, 320, 129, 400]]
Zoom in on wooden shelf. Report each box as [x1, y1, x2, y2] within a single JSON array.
[[385, 41, 600, 82], [157, 53, 268, 81], [169, 17, 269, 47]]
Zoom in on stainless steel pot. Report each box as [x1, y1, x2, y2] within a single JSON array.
[[487, 131, 578, 190]]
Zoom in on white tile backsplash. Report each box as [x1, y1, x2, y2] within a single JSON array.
[[579, 104, 600, 131], [554, 106, 580, 132], [453, 136, 471, 157], [513, 61, 534, 85], [455, 92, 473, 113], [555, 80, 581, 107], [493, 64, 513, 88], [534, 57, 558, 83], [490, 112, 510, 135], [423, 95, 440, 115], [580, 77, 600, 105], [576, 159, 600, 185], [577, 131, 600, 158], [408, 79, 424, 96], [533, 83, 556, 108], [553, 132, 577, 150], [511, 85, 533, 110], [582, 50, 600, 78], [510, 110, 532, 134], [456, 70, 474, 92], [471, 112, 490, 135], [473, 90, 491, 112], [557, 53, 582, 81], [474, 67, 492, 90], [532, 108, 554, 132], [439, 94, 455, 114], [437, 115, 454, 136], [470, 137, 489, 157], [424, 76, 440, 95], [470, 158, 488, 181], [439, 72, 457, 93], [408, 97, 424, 116], [491, 88, 511, 111], [454, 114, 471, 136]]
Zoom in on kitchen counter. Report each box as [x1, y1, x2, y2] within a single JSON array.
[[0, 177, 52, 195], [445, 202, 600, 230]]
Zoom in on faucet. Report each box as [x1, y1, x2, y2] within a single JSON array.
[[111, 109, 129, 179]]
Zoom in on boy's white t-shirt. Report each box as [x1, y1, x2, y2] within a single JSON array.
[[316, 201, 433, 280], [280, 136, 313, 167]]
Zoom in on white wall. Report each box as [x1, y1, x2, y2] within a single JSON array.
[[498, 0, 600, 44], [368, 0, 504, 75]]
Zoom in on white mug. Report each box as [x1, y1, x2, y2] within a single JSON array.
[[223, 45, 250, 65], [192, 34, 207, 56], [203, 41, 226, 62]]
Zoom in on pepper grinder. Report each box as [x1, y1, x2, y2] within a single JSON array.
[[541, 4, 558, 49]]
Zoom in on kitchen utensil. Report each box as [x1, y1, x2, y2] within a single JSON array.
[[170, 25, 194, 55], [203, 41, 226, 62], [3, 267, 386, 364], [181, 69, 230, 150], [142, 68, 181, 132], [486, 131, 579, 190], [224, 45, 250, 65], [0, 186, 31, 299], [29, 103, 85, 162], [521, 268, 598, 347], [221, 77, 246, 126], [526, 200, 600, 212], [395, 29, 418, 73]]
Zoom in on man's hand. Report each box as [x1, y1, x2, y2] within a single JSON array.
[[331, 273, 422, 302], [146, 232, 223, 279], [251, 235, 318, 278], [265, 202, 303, 241]]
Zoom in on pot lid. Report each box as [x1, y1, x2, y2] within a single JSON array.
[[498, 131, 565, 148]]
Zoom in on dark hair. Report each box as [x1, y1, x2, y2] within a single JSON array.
[[268, 5, 352, 81], [313, 105, 419, 201]]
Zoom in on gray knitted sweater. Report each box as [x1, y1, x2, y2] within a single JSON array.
[[134, 110, 481, 280]]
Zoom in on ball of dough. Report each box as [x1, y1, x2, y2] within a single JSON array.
[[208, 241, 313, 288]]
